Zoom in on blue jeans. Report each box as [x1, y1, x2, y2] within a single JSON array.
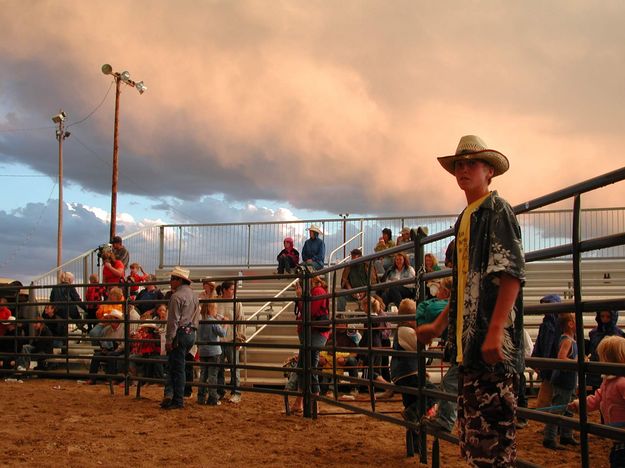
[[164, 329, 196, 405], [197, 355, 220, 403], [297, 332, 328, 394], [543, 384, 575, 442], [436, 363, 459, 431], [218, 345, 241, 396]]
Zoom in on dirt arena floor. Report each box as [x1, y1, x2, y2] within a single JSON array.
[[0, 379, 613, 467]]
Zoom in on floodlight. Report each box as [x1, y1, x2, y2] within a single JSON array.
[[51, 111, 67, 124], [120, 71, 131, 82], [101, 64, 113, 75], [135, 81, 147, 94]]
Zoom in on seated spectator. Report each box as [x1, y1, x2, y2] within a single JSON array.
[[0, 298, 13, 337], [277, 237, 300, 274], [17, 317, 53, 371], [91, 287, 125, 347], [41, 304, 65, 349], [416, 277, 451, 326], [129, 322, 164, 382], [85, 274, 105, 333], [50, 272, 84, 331], [135, 275, 165, 315], [301, 225, 325, 271], [424, 253, 442, 299], [126, 263, 148, 299], [197, 299, 227, 406], [340, 248, 377, 307], [588, 310, 625, 392], [320, 323, 361, 397], [391, 299, 437, 422], [396, 227, 414, 266], [374, 228, 396, 275], [101, 250, 125, 287], [380, 253, 416, 308], [88, 310, 125, 384]]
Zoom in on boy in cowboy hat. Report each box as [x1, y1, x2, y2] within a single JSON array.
[[418, 135, 525, 467], [301, 224, 325, 271]]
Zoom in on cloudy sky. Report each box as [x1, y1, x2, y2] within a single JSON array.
[[1, 0, 625, 281]]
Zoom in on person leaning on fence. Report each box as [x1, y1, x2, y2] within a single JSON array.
[[569, 335, 625, 467], [418, 135, 525, 467], [301, 225, 325, 271], [391, 299, 437, 424], [543, 312, 580, 450], [531, 294, 563, 409], [160, 267, 199, 410], [217, 280, 247, 404], [290, 276, 331, 414], [276, 236, 300, 274]]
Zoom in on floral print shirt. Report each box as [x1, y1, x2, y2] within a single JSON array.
[[447, 191, 525, 375]]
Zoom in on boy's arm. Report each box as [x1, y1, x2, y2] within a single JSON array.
[[481, 273, 521, 365], [416, 304, 449, 344]]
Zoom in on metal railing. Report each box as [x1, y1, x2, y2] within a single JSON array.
[[29, 208, 625, 301]]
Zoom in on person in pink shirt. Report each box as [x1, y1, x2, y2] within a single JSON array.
[[570, 335, 625, 467]]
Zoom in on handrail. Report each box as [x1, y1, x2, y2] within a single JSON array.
[[245, 277, 299, 324], [327, 230, 364, 287]]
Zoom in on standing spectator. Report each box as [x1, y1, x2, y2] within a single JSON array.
[[111, 235, 130, 268], [418, 135, 525, 467], [161, 267, 199, 410], [85, 274, 105, 333], [217, 281, 246, 404], [198, 278, 217, 319], [301, 225, 325, 271], [588, 310, 625, 392], [197, 299, 226, 406], [374, 227, 396, 274], [290, 277, 332, 413], [102, 250, 125, 287], [50, 272, 83, 322], [532, 294, 563, 410], [276, 237, 300, 274], [87, 310, 125, 384], [16, 317, 54, 371], [543, 313, 579, 450]]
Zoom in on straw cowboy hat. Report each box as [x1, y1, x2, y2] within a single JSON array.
[[308, 224, 323, 235], [437, 135, 509, 177], [104, 309, 123, 319], [170, 266, 192, 283]]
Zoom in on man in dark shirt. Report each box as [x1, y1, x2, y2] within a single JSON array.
[[111, 236, 130, 269]]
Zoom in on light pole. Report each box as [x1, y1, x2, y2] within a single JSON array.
[[101, 64, 147, 240], [339, 213, 350, 258], [51, 110, 70, 272]]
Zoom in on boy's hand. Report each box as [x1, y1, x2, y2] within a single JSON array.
[[481, 328, 505, 365]]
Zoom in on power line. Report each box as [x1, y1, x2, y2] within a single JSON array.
[[0, 80, 115, 134], [0, 174, 50, 178], [0, 180, 58, 273], [71, 134, 205, 224]]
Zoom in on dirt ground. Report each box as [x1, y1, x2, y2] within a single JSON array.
[[0, 379, 613, 467]]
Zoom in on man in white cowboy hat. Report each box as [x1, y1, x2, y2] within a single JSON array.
[[161, 266, 199, 409], [301, 224, 325, 271], [418, 135, 525, 467]]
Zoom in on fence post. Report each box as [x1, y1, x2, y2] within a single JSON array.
[[302, 269, 312, 418], [177, 226, 183, 266], [123, 284, 130, 396], [572, 195, 590, 468], [159, 226, 164, 269], [414, 227, 428, 465], [247, 224, 252, 268]]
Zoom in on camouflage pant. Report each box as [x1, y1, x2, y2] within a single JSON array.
[[457, 368, 518, 468]]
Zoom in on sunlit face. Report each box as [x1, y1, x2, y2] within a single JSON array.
[[454, 159, 493, 193], [382, 232, 390, 242], [394, 254, 405, 269], [222, 285, 235, 299], [425, 255, 433, 269], [203, 282, 215, 294], [156, 305, 167, 319], [600, 311, 612, 324]]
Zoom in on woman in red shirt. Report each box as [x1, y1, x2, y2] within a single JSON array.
[[102, 250, 125, 287]]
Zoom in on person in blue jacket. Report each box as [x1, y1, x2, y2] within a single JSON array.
[[588, 309, 625, 391], [301, 224, 325, 270]]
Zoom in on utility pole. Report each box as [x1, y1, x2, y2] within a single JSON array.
[[51, 110, 70, 272], [339, 213, 350, 259]]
